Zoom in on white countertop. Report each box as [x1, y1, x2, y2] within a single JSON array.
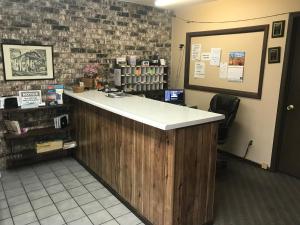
[[64, 90, 224, 130]]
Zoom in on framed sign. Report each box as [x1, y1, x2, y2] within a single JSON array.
[[272, 20, 285, 38], [268, 47, 281, 64], [1, 44, 54, 81], [19, 90, 42, 107]]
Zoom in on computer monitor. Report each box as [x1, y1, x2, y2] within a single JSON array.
[[164, 89, 184, 105]]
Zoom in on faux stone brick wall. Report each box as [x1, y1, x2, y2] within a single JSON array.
[[0, 0, 172, 168]]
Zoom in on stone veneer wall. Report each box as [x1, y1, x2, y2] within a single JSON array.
[[0, 0, 172, 168]]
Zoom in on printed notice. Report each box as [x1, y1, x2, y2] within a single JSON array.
[[194, 62, 205, 78], [210, 48, 222, 66], [228, 66, 244, 82], [219, 62, 228, 79], [191, 44, 202, 61], [201, 52, 211, 61]]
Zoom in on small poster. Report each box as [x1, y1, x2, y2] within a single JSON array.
[[201, 52, 211, 61], [219, 62, 228, 79], [229, 51, 245, 66], [19, 90, 42, 107], [194, 62, 205, 78], [191, 44, 202, 61], [210, 48, 222, 66]]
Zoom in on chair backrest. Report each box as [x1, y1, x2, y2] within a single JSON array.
[[209, 94, 240, 143]]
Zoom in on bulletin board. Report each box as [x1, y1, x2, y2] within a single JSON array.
[[184, 25, 269, 99]]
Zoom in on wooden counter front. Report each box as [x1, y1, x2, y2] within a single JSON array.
[[70, 98, 218, 225]]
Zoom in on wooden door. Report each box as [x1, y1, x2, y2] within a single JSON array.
[[278, 15, 300, 178]]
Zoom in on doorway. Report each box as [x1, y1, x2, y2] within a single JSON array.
[[272, 12, 300, 178]]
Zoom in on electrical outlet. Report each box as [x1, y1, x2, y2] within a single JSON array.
[[261, 163, 268, 170], [249, 140, 253, 146]]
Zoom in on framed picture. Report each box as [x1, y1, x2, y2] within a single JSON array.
[[1, 44, 54, 81], [272, 20, 285, 38], [268, 47, 281, 64]]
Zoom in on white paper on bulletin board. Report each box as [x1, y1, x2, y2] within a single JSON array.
[[228, 66, 244, 82], [219, 62, 228, 79], [194, 62, 206, 78], [210, 48, 222, 66], [191, 44, 202, 61]]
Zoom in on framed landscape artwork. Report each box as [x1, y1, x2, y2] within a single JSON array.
[[1, 44, 54, 81]]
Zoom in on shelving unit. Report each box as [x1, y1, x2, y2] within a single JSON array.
[[1, 104, 74, 168], [114, 65, 168, 92]]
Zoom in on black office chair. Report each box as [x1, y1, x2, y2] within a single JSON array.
[[209, 94, 240, 168]]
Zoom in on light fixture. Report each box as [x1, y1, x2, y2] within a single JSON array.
[[155, 0, 204, 7]]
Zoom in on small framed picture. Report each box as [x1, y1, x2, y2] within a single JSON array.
[[1, 44, 54, 81], [268, 47, 281, 64], [272, 20, 285, 38]]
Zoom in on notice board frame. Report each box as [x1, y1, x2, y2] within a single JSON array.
[[184, 25, 269, 99]]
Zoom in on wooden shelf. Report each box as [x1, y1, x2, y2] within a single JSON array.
[[1, 104, 70, 113], [4, 127, 70, 140]]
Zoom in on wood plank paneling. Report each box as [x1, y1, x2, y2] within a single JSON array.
[[70, 97, 218, 225]]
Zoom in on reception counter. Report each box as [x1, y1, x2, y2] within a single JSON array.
[[65, 90, 224, 225]]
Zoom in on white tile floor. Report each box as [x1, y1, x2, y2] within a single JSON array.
[[0, 158, 145, 225]]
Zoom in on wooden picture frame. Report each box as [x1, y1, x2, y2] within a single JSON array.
[[268, 47, 281, 64], [272, 20, 285, 38], [184, 25, 269, 99], [1, 44, 54, 81]]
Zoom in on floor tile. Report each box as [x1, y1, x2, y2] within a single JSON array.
[[0, 208, 10, 220], [74, 193, 95, 206], [31, 196, 52, 210], [35, 204, 58, 220], [61, 207, 85, 223], [0, 200, 8, 210], [27, 222, 40, 225], [84, 182, 103, 192], [67, 216, 92, 225], [55, 199, 78, 213], [53, 169, 70, 177], [3, 181, 22, 191], [102, 220, 119, 225], [24, 182, 43, 193], [68, 165, 84, 173], [59, 175, 76, 183], [21, 176, 40, 186], [62, 180, 81, 190], [51, 191, 71, 203], [0, 217, 14, 225], [5, 187, 25, 198], [116, 213, 141, 225], [10, 202, 32, 217], [42, 178, 60, 188], [40, 214, 65, 225], [68, 186, 88, 197], [28, 189, 48, 201], [13, 211, 37, 225], [88, 210, 113, 225], [98, 196, 120, 209], [7, 195, 28, 207], [73, 171, 90, 179], [0, 193, 4, 201], [46, 184, 65, 195], [107, 204, 130, 218], [38, 172, 56, 181], [91, 189, 111, 200], [81, 201, 103, 215], [78, 176, 97, 185]]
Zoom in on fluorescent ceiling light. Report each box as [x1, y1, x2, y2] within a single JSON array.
[[155, 0, 204, 7]]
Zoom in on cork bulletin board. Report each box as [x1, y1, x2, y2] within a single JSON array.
[[184, 25, 269, 99]]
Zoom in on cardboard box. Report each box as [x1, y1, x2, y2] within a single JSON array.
[[36, 140, 63, 153]]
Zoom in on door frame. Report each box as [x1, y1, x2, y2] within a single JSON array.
[[271, 11, 300, 171]]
